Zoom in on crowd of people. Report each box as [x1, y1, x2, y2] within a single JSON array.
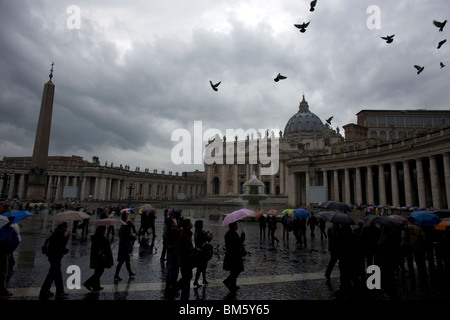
[[1, 202, 450, 300]]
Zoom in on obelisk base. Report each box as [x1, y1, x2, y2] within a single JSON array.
[[26, 173, 47, 202]]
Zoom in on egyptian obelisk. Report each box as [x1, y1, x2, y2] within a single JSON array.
[[26, 63, 55, 201]]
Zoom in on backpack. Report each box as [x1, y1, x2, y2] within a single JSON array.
[[41, 235, 51, 255]]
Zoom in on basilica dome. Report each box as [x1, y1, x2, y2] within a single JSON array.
[[284, 95, 325, 135]]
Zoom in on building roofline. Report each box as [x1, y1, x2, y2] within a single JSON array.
[[356, 109, 450, 115]]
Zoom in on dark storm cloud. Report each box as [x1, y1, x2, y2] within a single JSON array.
[[0, 0, 449, 172]]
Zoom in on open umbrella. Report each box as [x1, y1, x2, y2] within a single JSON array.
[[50, 211, 91, 221], [282, 209, 294, 215], [363, 215, 403, 230], [222, 209, 255, 226], [435, 221, 450, 231], [3, 210, 34, 223], [268, 209, 277, 214], [317, 211, 356, 225], [120, 208, 130, 214], [294, 208, 310, 219], [139, 207, 156, 214], [318, 201, 351, 213], [408, 211, 441, 227], [90, 218, 126, 226], [433, 209, 450, 219], [387, 214, 408, 225], [0, 215, 10, 228], [169, 209, 183, 218]]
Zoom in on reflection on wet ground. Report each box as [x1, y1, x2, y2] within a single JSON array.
[[3, 209, 450, 300]]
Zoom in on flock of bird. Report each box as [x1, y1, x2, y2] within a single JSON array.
[[209, 1, 447, 92]]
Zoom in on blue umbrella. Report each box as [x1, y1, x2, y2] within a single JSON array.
[[294, 208, 310, 219], [408, 211, 440, 227], [3, 210, 34, 223]]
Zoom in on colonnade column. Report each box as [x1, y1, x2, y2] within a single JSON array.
[[378, 165, 386, 205], [416, 159, 427, 209], [355, 167, 362, 205], [333, 170, 339, 202], [344, 169, 351, 204], [367, 166, 374, 205], [391, 163, 400, 207], [444, 153, 450, 209], [403, 161, 413, 207], [430, 155, 441, 209]]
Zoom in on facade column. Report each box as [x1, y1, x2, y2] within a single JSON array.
[[416, 159, 427, 209], [220, 165, 226, 195], [323, 170, 328, 200], [443, 153, 450, 209], [93, 177, 99, 200], [280, 163, 284, 195], [206, 166, 211, 195], [333, 170, 339, 201], [288, 172, 297, 206], [18, 174, 26, 199], [355, 167, 362, 205], [367, 166, 374, 205], [270, 172, 275, 195], [378, 165, 386, 205], [81, 176, 87, 201], [430, 155, 442, 209], [391, 163, 400, 207], [55, 176, 62, 201], [8, 174, 16, 197], [46, 175, 53, 200], [344, 169, 351, 204], [234, 167, 238, 194], [403, 161, 413, 207], [305, 171, 310, 206]]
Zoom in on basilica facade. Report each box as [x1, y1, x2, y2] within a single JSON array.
[[205, 95, 450, 209]]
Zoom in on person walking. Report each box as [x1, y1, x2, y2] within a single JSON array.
[[324, 223, 340, 280], [165, 217, 180, 295], [106, 211, 116, 238], [298, 218, 307, 246], [318, 216, 327, 240], [83, 226, 113, 292], [193, 220, 213, 288], [160, 209, 170, 262], [114, 221, 136, 283], [223, 222, 245, 292], [307, 214, 318, 239], [281, 214, 290, 241], [268, 215, 279, 247], [258, 214, 267, 240], [39, 222, 72, 300], [402, 217, 427, 282], [176, 219, 198, 300], [0, 217, 20, 297]]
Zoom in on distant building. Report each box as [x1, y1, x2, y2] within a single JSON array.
[[0, 155, 205, 202]]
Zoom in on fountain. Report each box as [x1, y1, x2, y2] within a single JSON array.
[[240, 173, 268, 212]]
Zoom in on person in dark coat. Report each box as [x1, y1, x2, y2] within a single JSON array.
[[160, 209, 170, 262], [281, 214, 290, 241], [223, 222, 245, 292], [268, 215, 279, 247], [83, 226, 113, 291], [318, 216, 327, 240], [298, 218, 307, 246], [259, 215, 267, 240], [165, 217, 180, 294], [114, 221, 136, 282], [307, 214, 318, 239], [39, 222, 71, 300], [176, 219, 198, 300], [324, 223, 340, 279], [193, 220, 213, 287], [0, 217, 19, 297]]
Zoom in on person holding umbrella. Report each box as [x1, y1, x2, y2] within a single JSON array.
[[83, 226, 113, 291], [39, 221, 72, 300], [0, 217, 20, 297], [114, 221, 136, 283], [223, 222, 245, 292]]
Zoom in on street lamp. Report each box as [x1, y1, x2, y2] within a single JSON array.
[[128, 183, 134, 207], [0, 166, 13, 200]]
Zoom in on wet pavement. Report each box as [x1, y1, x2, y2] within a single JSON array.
[[2, 209, 450, 301]]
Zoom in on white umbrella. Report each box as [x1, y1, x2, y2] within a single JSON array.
[[0, 215, 10, 228]]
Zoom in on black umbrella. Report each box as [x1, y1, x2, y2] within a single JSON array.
[[433, 209, 450, 219], [317, 211, 356, 225], [362, 214, 403, 230], [318, 201, 351, 213]]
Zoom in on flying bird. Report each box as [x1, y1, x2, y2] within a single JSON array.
[[414, 65, 424, 74], [209, 80, 221, 91], [433, 20, 447, 32], [441, 62, 446, 68], [294, 21, 310, 33], [310, 0, 317, 12], [438, 39, 447, 49], [274, 73, 287, 82], [381, 34, 395, 43], [326, 116, 334, 125]]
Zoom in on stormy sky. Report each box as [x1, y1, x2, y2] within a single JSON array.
[[0, 0, 449, 173]]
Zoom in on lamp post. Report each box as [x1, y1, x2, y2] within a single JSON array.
[[1, 166, 13, 200]]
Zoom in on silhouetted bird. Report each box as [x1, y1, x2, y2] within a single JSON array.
[[441, 62, 446, 68], [310, 0, 317, 12], [209, 80, 221, 92], [294, 21, 310, 33], [414, 65, 424, 74], [433, 20, 447, 32], [381, 35, 395, 43], [438, 39, 447, 49], [326, 116, 333, 125], [274, 73, 287, 82]]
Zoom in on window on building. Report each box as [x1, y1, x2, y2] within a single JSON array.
[[368, 116, 377, 126], [386, 116, 395, 126], [377, 116, 386, 126], [370, 131, 377, 139], [405, 116, 414, 126], [415, 117, 424, 126], [240, 164, 246, 173], [324, 139, 330, 146], [214, 165, 219, 174], [379, 131, 387, 141], [148, 185, 152, 195], [398, 131, 405, 139]]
